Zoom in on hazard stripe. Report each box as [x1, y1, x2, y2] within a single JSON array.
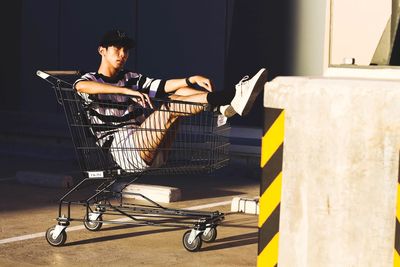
[[258, 108, 284, 267], [257, 232, 279, 267], [261, 145, 283, 195], [397, 184, 400, 225], [395, 249, 400, 267], [395, 219, 400, 258], [261, 110, 285, 168], [258, 204, 280, 254], [259, 173, 282, 228], [395, 178, 400, 266], [394, 171, 400, 267]]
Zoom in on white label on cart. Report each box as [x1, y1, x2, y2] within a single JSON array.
[[87, 171, 104, 178], [217, 114, 227, 127]]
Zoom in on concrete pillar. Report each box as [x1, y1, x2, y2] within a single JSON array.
[[293, 0, 328, 76], [259, 76, 400, 266]]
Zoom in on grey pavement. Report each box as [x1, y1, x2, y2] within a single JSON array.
[[0, 134, 260, 267]]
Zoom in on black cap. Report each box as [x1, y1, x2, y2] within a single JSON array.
[[99, 29, 135, 49]]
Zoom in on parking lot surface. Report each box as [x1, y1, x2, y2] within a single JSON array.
[[0, 156, 259, 267]]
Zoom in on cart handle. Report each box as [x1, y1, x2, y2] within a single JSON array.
[[41, 70, 81, 76], [36, 70, 77, 105], [36, 70, 81, 81]]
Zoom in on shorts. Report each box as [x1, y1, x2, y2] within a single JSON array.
[[110, 127, 149, 172]]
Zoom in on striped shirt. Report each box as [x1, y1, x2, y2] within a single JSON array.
[[73, 70, 166, 141]]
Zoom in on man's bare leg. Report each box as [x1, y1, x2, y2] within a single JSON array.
[[133, 91, 208, 165]]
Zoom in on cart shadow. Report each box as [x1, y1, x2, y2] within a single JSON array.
[[199, 215, 259, 251], [98, 220, 188, 232], [221, 219, 259, 229], [97, 215, 259, 232], [64, 227, 182, 246], [201, 232, 258, 252], [65, 215, 259, 250], [65, 227, 258, 251]]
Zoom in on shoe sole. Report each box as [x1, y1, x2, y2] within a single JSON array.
[[241, 69, 268, 116]]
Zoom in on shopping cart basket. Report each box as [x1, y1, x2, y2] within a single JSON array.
[[36, 70, 230, 252]]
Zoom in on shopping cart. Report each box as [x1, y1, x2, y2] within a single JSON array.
[[36, 70, 230, 252]]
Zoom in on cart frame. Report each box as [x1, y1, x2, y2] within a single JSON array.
[[37, 70, 230, 252]]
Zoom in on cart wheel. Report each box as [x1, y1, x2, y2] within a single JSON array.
[[83, 215, 103, 231], [201, 227, 217, 243], [182, 230, 202, 252], [45, 226, 67, 247]]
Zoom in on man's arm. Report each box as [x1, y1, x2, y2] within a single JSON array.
[[75, 80, 151, 106], [164, 75, 213, 93], [75, 80, 127, 94]]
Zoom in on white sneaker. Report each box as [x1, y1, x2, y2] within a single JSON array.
[[230, 68, 268, 116], [219, 105, 237, 118]]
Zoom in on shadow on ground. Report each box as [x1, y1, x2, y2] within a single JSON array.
[[0, 156, 259, 213], [63, 215, 258, 252]]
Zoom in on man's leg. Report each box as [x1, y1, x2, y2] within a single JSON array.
[[132, 92, 207, 165]]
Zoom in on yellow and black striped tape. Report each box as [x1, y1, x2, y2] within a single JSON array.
[[394, 174, 400, 266], [258, 107, 285, 267]]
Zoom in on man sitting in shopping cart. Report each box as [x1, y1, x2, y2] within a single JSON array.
[[73, 29, 267, 171]]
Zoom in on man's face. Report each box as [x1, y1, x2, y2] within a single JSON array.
[[100, 45, 130, 70]]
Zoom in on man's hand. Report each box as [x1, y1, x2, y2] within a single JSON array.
[[123, 88, 153, 108], [188, 75, 213, 92]]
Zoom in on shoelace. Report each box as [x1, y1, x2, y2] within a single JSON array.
[[237, 75, 249, 96]]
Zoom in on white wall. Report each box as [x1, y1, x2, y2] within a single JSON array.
[[330, 0, 391, 66], [294, 0, 393, 75]]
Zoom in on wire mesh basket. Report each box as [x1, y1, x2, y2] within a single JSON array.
[[37, 70, 230, 178]]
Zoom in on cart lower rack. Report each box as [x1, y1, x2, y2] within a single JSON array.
[[37, 70, 230, 252]]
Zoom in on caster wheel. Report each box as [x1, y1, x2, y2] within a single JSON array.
[[201, 227, 217, 243], [182, 230, 202, 252], [45, 226, 67, 247], [83, 214, 103, 231]]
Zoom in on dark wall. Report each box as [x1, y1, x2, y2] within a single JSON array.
[[19, 0, 138, 114], [225, 0, 296, 127], [0, 0, 22, 111], [136, 0, 227, 90], [1, 0, 295, 133]]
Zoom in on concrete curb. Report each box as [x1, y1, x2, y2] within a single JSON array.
[[113, 182, 181, 203], [231, 196, 259, 214]]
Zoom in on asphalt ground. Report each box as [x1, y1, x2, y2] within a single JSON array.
[[0, 154, 260, 267]]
